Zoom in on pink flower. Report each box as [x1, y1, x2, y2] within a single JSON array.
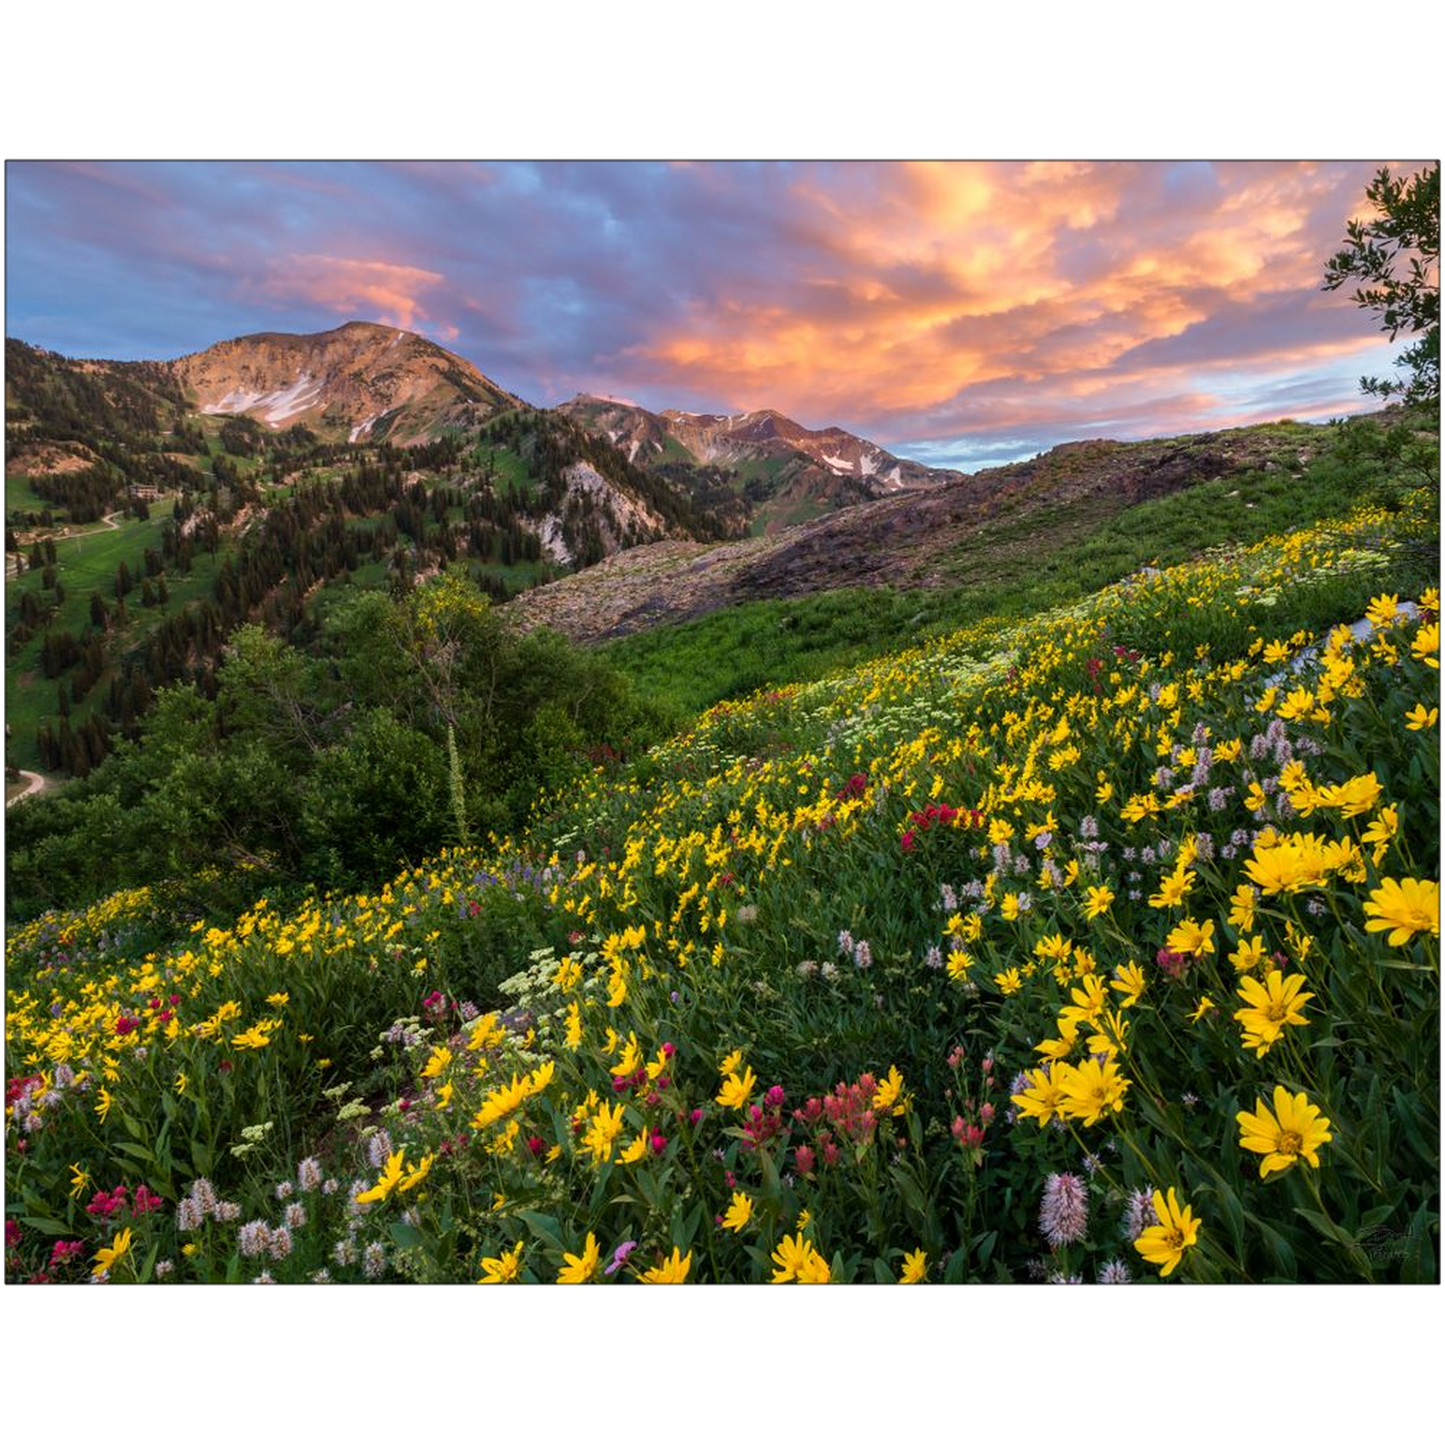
[[1156, 947, 1189, 979], [604, 1240, 638, 1276], [795, 1145, 816, 1175], [1039, 1172, 1090, 1247], [649, 1133, 668, 1155], [690, 1109, 704, 1125], [765, 1085, 786, 1108], [952, 1119, 984, 1149]]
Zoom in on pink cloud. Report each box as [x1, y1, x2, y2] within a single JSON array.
[[252, 253, 447, 331]]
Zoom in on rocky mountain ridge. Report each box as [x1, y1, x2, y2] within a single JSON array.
[[556, 394, 965, 534]]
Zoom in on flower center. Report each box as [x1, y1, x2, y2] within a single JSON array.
[[1164, 1228, 1184, 1250], [1277, 1130, 1302, 1156]]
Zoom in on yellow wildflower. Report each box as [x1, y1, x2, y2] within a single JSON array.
[[1055, 1056, 1131, 1126], [865, 1064, 905, 1116], [1363, 877, 1439, 946], [1237, 1086, 1333, 1179], [1234, 970, 1314, 1057], [715, 1066, 757, 1110], [356, 1149, 407, 1205], [558, 1233, 600, 1283], [1165, 918, 1215, 957], [721, 1192, 754, 1232], [478, 1240, 525, 1283], [1111, 961, 1147, 1008], [1134, 1188, 1201, 1277], [92, 1226, 133, 1278], [639, 1247, 692, 1283], [899, 1248, 928, 1283]]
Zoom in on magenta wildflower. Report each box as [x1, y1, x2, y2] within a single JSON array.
[[604, 1240, 638, 1276]]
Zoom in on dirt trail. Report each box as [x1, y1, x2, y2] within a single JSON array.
[[6, 770, 49, 807]]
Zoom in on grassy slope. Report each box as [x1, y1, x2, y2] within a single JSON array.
[[5, 472, 58, 517], [3, 500, 230, 766], [604, 430, 1436, 718]]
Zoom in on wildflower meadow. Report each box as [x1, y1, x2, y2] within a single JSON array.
[[5, 486, 1439, 1284]]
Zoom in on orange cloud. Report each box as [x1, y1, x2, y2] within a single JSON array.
[[256, 254, 446, 330], [615, 161, 1398, 434]]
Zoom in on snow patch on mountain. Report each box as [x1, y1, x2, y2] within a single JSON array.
[[201, 370, 325, 427]]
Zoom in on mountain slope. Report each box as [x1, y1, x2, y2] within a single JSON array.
[[557, 394, 964, 534], [172, 320, 521, 444], [508, 418, 1343, 642]]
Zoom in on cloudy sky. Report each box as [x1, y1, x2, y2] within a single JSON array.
[[4, 160, 1419, 467]]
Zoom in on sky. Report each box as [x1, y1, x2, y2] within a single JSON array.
[[4, 159, 1423, 468]]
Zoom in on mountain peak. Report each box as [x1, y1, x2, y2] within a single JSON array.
[[169, 323, 518, 444]]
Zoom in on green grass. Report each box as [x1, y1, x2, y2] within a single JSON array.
[[483, 559, 556, 592], [5, 472, 60, 520], [752, 494, 828, 535], [658, 435, 697, 464], [485, 446, 535, 502], [732, 455, 793, 491]]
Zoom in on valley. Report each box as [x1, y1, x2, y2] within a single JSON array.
[[10, 320, 1424, 788]]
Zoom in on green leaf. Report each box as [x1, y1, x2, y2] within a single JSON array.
[[19, 1214, 71, 1236], [138, 1241, 161, 1283], [518, 1211, 564, 1252], [672, 1199, 704, 1252], [390, 1222, 424, 1251], [892, 1163, 929, 1221]]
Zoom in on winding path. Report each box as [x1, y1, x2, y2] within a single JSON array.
[[6, 770, 49, 807]]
